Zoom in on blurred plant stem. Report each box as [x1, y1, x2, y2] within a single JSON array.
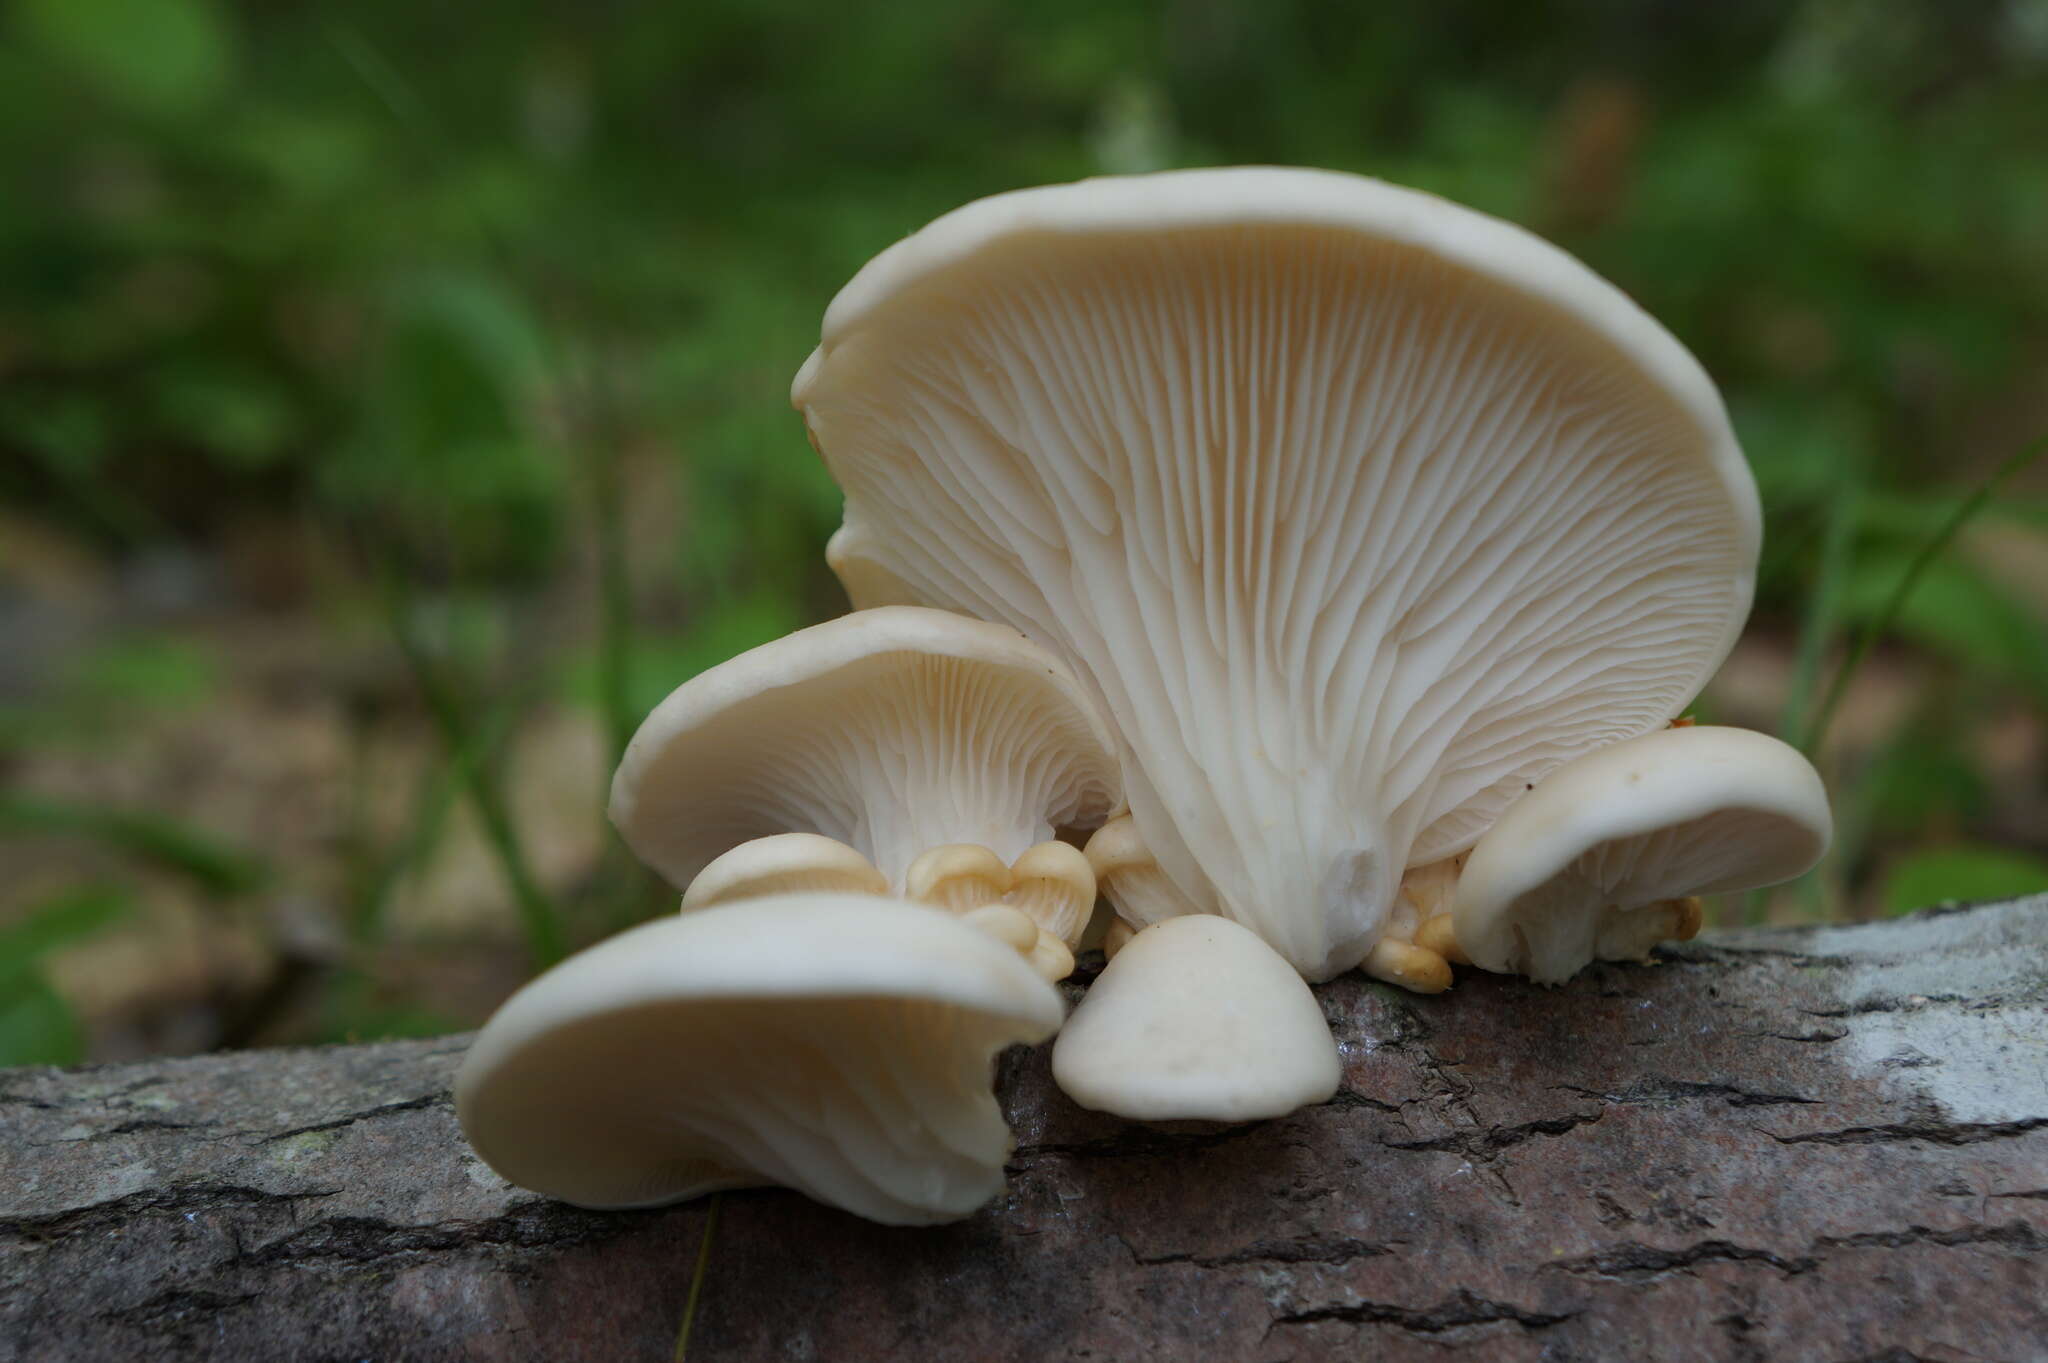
[[342, 701, 512, 947], [0, 794, 267, 898], [576, 350, 640, 772], [1755, 470, 1862, 923], [1802, 431, 2048, 759], [378, 570, 565, 967]]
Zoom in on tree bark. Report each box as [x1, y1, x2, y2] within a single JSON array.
[[3, 898, 2045, 1362]]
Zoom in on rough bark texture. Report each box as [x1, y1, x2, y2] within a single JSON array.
[[3, 899, 2045, 1362]]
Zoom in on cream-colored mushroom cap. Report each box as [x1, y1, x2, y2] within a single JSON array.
[[680, 833, 888, 910], [1051, 915, 1340, 1123], [609, 606, 1122, 891], [1453, 725, 1832, 983], [455, 894, 1065, 1226], [794, 166, 1760, 981]]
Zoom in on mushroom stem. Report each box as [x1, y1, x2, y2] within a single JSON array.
[[1592, 896, 1706, 964], [1414, 913, 1468, 965]]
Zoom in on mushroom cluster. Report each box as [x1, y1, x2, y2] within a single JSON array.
[[458, 167, 1833, 1226]]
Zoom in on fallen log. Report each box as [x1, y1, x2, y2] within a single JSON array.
[[3, 898, 2044, 1361]]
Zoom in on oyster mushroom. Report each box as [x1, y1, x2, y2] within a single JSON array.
[[455, 894, 1064, 1226], [794, 166, 1761, 983], [609, 606, 1121, 970], [1452, 724, 1832, 983]]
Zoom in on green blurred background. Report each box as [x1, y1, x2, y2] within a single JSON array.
[[4, 0, 2046, 1064]]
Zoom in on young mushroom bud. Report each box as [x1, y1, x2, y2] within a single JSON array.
[[906, 844, 1013, 913], [455, 894, 1065, 1226], [1085, 814, 1207, 931], [1006, 841, 1097, 947], [1052, 915, 1341, 1123], [681, 833, 888, 910], [961, 903, 1039, 953], [1453, 725, 1832, 984]]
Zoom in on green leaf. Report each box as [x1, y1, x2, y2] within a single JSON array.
[[0, 885, 132, 977], [562, 591, 808, 721], [1842, 552, 2048, 706], [16, 0, 235, 113], [0, 976, 85, 1067], [0, 886, 130, 1066], [1882, 845, 2048, 916]]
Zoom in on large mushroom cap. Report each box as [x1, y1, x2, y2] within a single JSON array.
[[609, 606, 1122, 890], [1452, 725, 1832, 983], [455, 894, 1065, 1225], [1051, 914, 1340, 1123], [795, 166, 1760, 980]]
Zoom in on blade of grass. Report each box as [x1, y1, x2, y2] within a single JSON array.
[[0, 884, 133, 977], [584, 354, 639, 770], [1803, 431, 2048, 758], [379, 573, 565, 967], [348, 702, 516, 946], [0, 795, 267, 897], [673, 1194, 721, 1363], [335, 31, 650, 939], [1780, 482, 1862, 749], [1749, 470, 1860, 925]]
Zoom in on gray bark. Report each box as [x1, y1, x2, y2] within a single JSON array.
[[3, 898, 2045, 1362]]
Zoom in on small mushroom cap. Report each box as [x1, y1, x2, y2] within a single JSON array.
[[826, 523, 923, 609], [1051, 915, 1340, 1123], [1084, 814, 1207, 930], [609, 606, 1122, 891], [796, 167, 1760, 980], [681, 833, 888, 910], [1453, 725, 1832, 982], [455, 894, 1065, 1226], [1007, 839, 1097, 946]]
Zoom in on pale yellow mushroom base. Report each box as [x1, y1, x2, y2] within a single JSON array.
[[1357, 855, 1466, 994], [907, 841, 1093, 982], [681, 834, 1088, 982], [1359, 855, 1703, 993]]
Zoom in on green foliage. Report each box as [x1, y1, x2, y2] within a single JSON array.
[[1883, 845, 2048, 916], [0, 633, 218, 750], [2, 0, 2046, 1007], [0, 886, 132, 1066], [15, 0, 235, 114], [562, 590, 809, 722]]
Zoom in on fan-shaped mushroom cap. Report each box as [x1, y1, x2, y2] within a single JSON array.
[[794, 167, 1760, 981], [1453, 725, 1832, 983], [1051, 915, 1340, 1122], [455, 895, 1065, 1226], [609, 606, 1122, 892]]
